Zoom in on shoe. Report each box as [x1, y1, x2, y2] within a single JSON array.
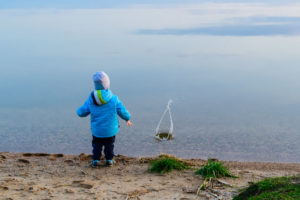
[[91, 160, 100, 168], [106, 160, 115, 167]]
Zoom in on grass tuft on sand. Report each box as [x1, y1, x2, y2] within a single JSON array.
[[233, 176, 300, 200], [195, 159, 237, 178], [148, 154, 190, 174]]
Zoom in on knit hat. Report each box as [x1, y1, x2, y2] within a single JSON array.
[[93, 71, 110, 90]]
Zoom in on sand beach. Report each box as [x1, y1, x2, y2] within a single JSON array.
[[0, 152, 299, 200]]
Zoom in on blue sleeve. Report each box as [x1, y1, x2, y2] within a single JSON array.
[[77, 98, 90, 117], [116, 97, 131, 121]]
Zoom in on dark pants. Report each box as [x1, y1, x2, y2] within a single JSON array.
[[92, 136, 115, 161]]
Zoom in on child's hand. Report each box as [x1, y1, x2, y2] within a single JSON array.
[[126, 120, 133, 127]]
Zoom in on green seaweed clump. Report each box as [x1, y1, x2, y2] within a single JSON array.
[[195, 159, 237, 178], [155, 132, 173, 140], [234, 176, 300, 200], [149, 155, 189, 174]]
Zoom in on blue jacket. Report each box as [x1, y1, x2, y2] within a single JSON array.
[[77, 89, 131, 138]]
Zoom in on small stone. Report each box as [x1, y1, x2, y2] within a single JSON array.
[[65, 189, 74, 193], [182, 187, 197, 193]]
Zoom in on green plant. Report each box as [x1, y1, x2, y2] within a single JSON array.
[[233, 176, 300, 200], [149, 155, 190, 174], [195, 159, 237, 178]]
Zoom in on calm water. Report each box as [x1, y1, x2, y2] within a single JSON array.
[[1, 2, 300, 162]]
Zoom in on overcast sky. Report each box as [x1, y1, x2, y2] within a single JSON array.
[[1, 0, 300, 9], [1, 1, 300, 108]]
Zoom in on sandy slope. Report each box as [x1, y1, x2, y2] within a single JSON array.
[[0, 152, 299, 200]]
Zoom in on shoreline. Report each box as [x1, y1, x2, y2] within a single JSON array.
[[0, 152, 299, 199], [2, 150, 300, 164]]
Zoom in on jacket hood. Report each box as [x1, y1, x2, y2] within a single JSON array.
[[93, 71, 110, 90], [91, 89, 113, 105]]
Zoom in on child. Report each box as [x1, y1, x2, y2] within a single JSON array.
[[77, 71, 133, 167]]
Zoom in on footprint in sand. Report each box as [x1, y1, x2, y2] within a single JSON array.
[[77, 183, 93, 189], [18, 159, 30, 164], [64, 160, 74, 164], [72, 180, 93, 189], [0, 186, 9, 190], [64, 160, 76, 166]]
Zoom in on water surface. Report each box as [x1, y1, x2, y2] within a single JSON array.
[[0, 2, 300, 162]]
